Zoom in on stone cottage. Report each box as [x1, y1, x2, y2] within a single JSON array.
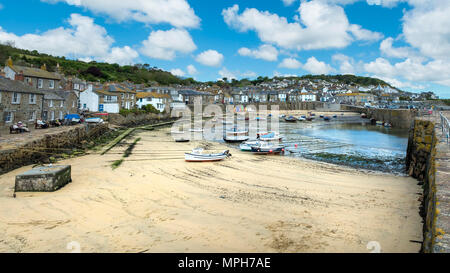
[[0, 77, 44, 129]]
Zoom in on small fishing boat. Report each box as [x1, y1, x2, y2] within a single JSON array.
[[224, 128, 249, 143], [250, 142, 285, 155], [255, 116, 266, 121], [175, 139, 190, 143], [324, 116, 331, 121], [319, 115, 324, 119], [185, 148, 231, 162], [297, 117, 306, 121], [239, 140, 260, 151], [306, 117, 314, 121], [361, 113, 368, 119], [189, 128, 204, 132], [332, 115, 338, 119], [384, 122, 392, 128], [285, 116, 297, 122], [376, 121, 384, 126], [257, 131, 283, 141], [279, 114, 286, 119]]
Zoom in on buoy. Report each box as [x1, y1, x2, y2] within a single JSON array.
[[295, 144, 298, 148], [269, 150, 273, 153]]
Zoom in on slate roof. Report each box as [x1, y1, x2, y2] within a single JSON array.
[[0, 78, 44, 94], [8, 65, 62, 80], [43, 91, 64, 101]]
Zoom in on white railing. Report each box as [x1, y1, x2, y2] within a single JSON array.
[[441, 112, 450, 143]]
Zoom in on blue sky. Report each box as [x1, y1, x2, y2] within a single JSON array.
[[0, 0, 449, 98]]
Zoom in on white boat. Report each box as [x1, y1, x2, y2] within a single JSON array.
[[250, 142, 285, 155], [297, 117, 306, 121], [189, 128, 204, 132], [257, 131, 283, 141], [240, 140, 260, 151], [223, 135, 250, 143], [185, 148, 231, 162]]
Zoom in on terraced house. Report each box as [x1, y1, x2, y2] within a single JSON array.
[[4, 57, 62, 90], [104, 83, 136, 110], [0, 78, 44, 129], [136, 92, 171, 113]]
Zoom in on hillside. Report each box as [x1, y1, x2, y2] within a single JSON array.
[[0, 44, 197, 86], [1, 43, 395, 90]]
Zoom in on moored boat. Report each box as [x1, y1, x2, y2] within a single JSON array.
[[250, 142, 285, 155], [324, 116, 331, 121], [185, 149, 231, 162], [257, 131, 283, 141], [285, 116, 297, 122], [239, 140, 260, 151]]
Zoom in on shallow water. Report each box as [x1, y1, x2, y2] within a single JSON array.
[[214, 117, 410, 174], [283, 122, 409, 174]]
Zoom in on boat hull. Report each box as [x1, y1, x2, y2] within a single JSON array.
[[250, 147, 284, 155], [185, 151, 230, 162]]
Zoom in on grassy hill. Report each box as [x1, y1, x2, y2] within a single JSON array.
[[0, 44, 197, 85], [1, 43, 395, 89]]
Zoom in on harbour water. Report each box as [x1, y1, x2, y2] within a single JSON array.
[[217, 116, 409, 174]]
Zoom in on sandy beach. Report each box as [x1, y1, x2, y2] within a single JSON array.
[[0, 126, 422, 253]]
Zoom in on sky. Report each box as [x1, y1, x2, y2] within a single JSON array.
[[0, 0, 449, 98]]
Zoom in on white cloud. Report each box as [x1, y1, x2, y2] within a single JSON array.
[[170, 68, 185, 77], [42, 0, 200, 28], [223, 2, 382, 51], [196, 50, 224, 67], [0, 13, 138, 65], [364, 57, 450, 87], [282, 0, 297, 6], [238, 44, 278, 61], [187, 64, 197, 75], [242, 71, 257, 78], [332, 54, 357, 74], [279, 58, 302, 69], [103, 46, 139, 65], [379, 37, 416, 59], [402, 0, 450, 61], [366, 0, 405, 7], [303, 57, 333, 74], [218, 67, 237, 80], [348, 24, 383, 42], [140, 28, 196, 60]]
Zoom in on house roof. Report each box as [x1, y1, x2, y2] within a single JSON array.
[[93, 88, 119, 97], [8, 65, 62, 80], [44, 91, 64, 101], [136, 92, 170, 99], [178, 89, 211, 96], [0, 78, 44, 94], [104, 83, 136, 94], [336, 93, 372, 97]]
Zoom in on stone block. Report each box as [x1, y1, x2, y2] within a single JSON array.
[[15, 165, 72, 192]]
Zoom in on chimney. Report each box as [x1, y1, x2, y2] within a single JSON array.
[[15, 70, 24, 82], [41, 64, 47, 71], [6, 56, 13, 67]]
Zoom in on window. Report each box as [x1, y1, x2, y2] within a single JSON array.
[[49, 80, 55, 89], [51, 111, 55, 121], [72, 101, 75, 108], [38, 79, 43, 88], [0, 92, 2, 103], [60, 101, 64, 107], [74, 84, 80, 90], [29, 94, 36, 104], [4, 111, 13, 123], [29, 111, 36, 121], [83, 104, 87, 109], [49, 100, 53, 107], [59, 111, 63, 120], [12, 93, 21, 104], [121, 94, 124, 99]]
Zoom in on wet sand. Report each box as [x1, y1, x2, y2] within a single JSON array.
[[0, 126, 422, 253]]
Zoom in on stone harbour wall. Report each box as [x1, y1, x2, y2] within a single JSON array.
[[0, 123, 109, 175], [341, 105, 417, 129], [406, 117, 450, 253]]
